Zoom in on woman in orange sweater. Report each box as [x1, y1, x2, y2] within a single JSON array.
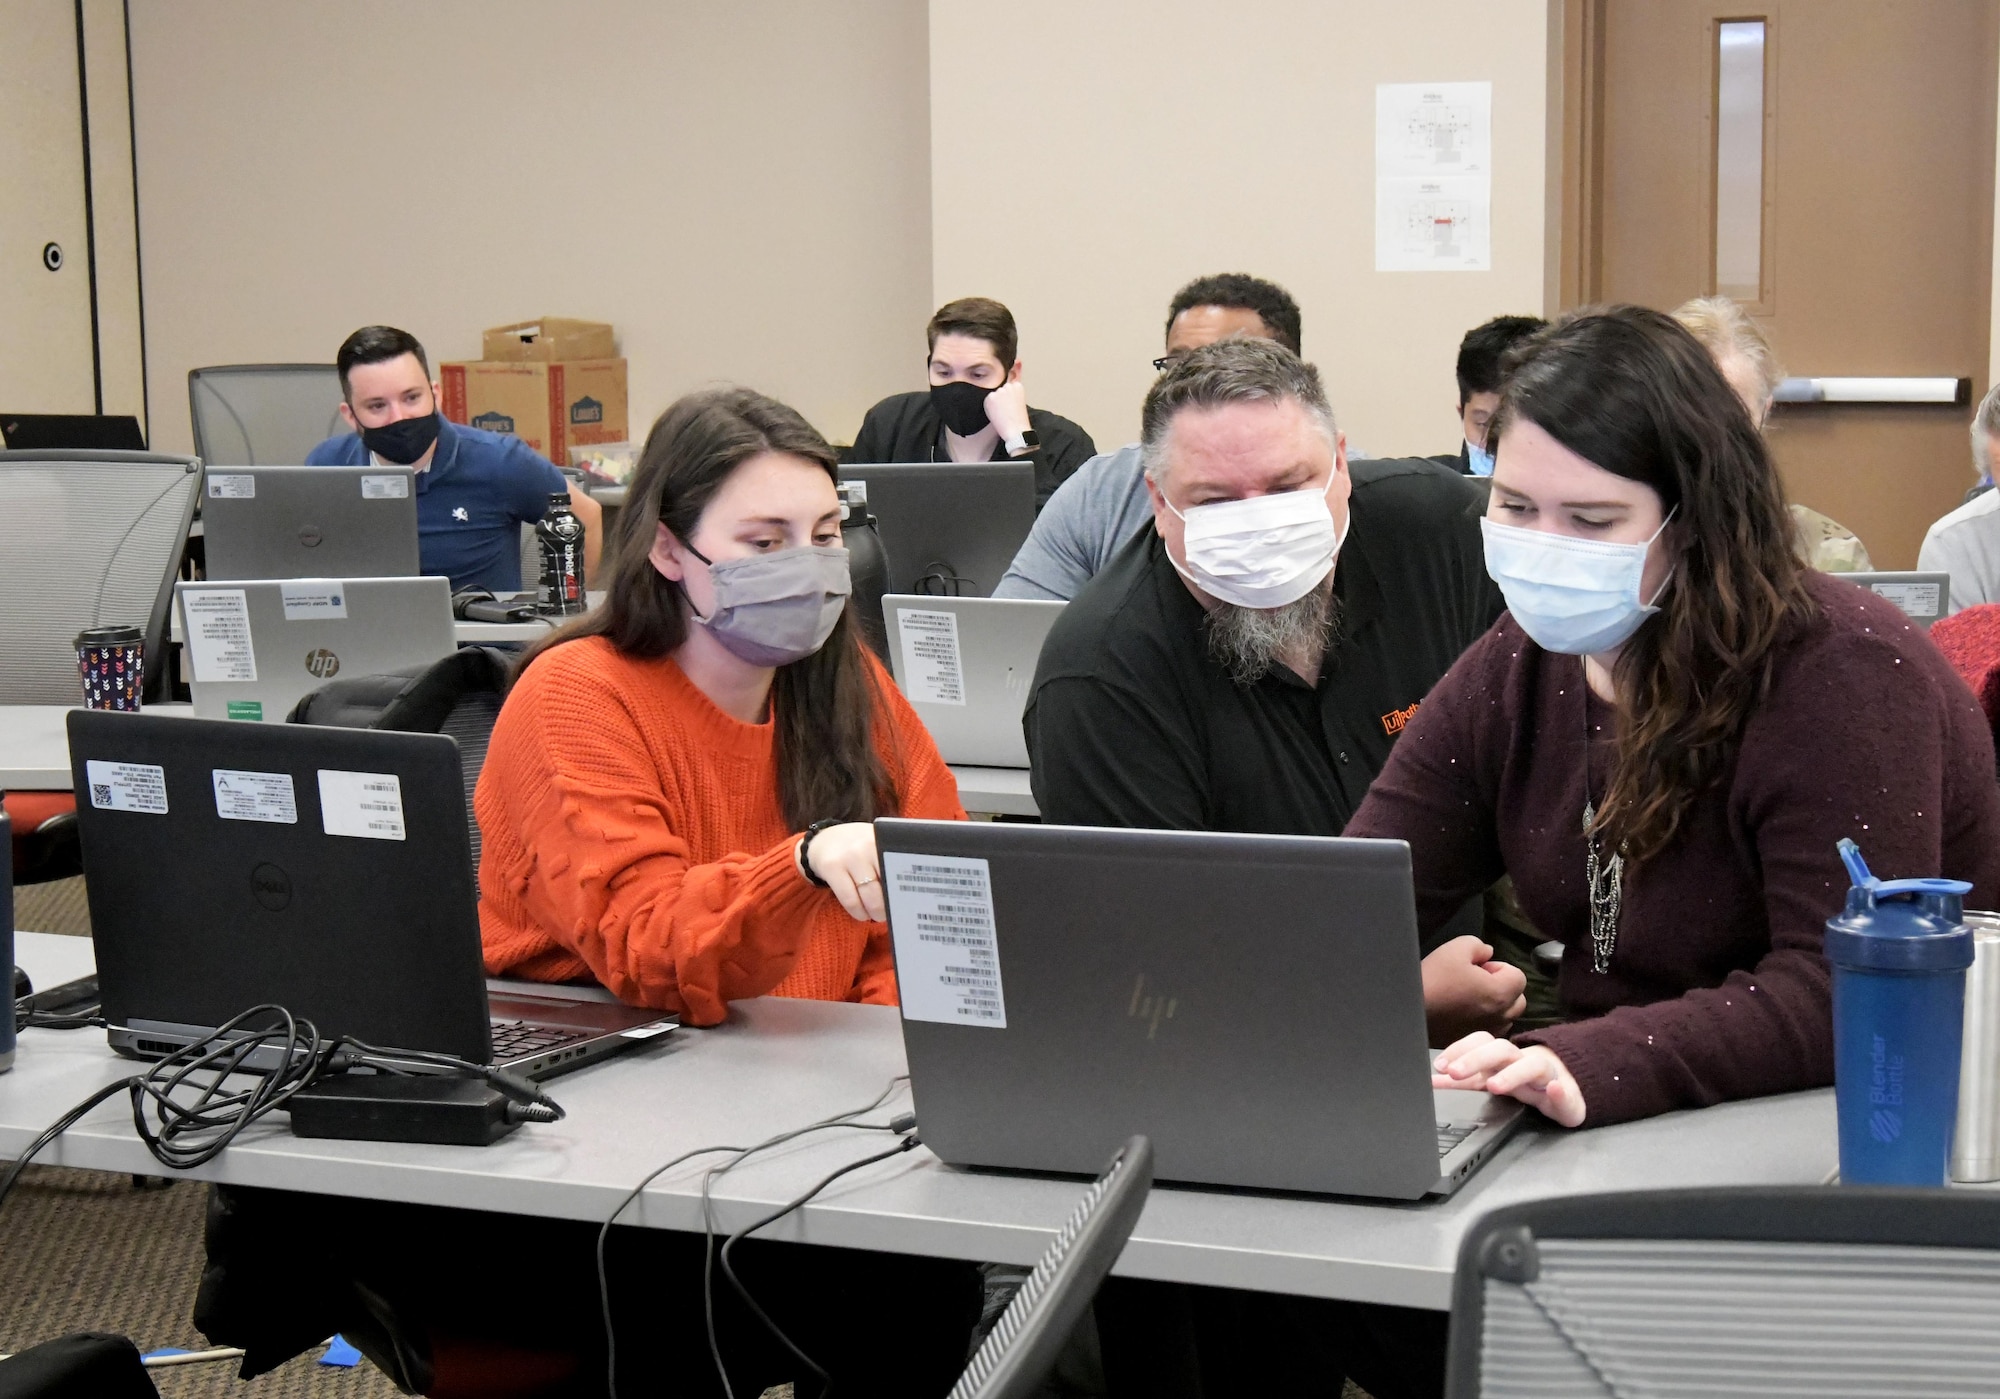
[[477, 386, 967, 1023]]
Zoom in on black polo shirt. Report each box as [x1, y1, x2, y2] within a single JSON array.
[[845, 390, 1098, 507], [1024, 456, 1503, 835]]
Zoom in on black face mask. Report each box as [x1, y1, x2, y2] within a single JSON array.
[[929, 379, 997, 437], [360, 411, 442, 465]]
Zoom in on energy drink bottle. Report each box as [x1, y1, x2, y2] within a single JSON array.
[[536, 493, 587, 616]]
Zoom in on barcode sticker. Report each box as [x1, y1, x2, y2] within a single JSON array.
[[360, 473, 409, 499], [212, 768, 298, 824], [180, 589, 257, 682], [896, 608, 966, 707], [317, 769, 406, 841], [85, 760, 168, 815], [883, 852, 1006, 1027], [206, 473, 254, 499]]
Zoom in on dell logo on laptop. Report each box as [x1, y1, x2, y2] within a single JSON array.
[[1128, 974, 1177, 1040], [304, 648, 341, 678], [250, 861, 293, 911]]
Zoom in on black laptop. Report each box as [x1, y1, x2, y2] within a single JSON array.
[[836, 461, 1035, 596], [1, 413, 147, 451], [68, 712, 675, 1077]]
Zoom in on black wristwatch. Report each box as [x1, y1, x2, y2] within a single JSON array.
[[797, 818, 842, 887]]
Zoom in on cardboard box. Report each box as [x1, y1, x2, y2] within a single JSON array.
[[439, 358, 628, 467], [482, 318, 617, 363]]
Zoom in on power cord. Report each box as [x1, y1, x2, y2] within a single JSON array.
[[0, 1004, 564, 1217], [595, 1075, 915, 1399]]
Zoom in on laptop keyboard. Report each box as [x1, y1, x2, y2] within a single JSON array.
[[488, 1019, 592, 1062], [1437, 1121, 1479, 1154]]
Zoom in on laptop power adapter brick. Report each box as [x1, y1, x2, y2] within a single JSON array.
[[286, 1074, 525, 1146]]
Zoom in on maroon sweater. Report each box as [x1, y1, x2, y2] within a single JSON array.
[[1347, 571, 2000, 1125]]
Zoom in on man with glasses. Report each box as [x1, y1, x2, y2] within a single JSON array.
[[994, 273, 1304, 599]]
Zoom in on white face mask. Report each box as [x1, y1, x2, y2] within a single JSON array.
[[1163, 471, 1346, 610], [1479, 511, 1675, 655]]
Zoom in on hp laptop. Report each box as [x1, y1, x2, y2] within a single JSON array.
[[1845, 570, 1950, 627], [876, 819, 1523, 1200], [176, 576, 456, 723], [837, 461, 1035, 596], [202, 464, 419, 580], [0, 412, 147, 451], [68, 711, 675, 1078], [882, 595, 1064, 768]]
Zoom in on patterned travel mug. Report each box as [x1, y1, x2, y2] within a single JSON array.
[[74, 625, 145, 710]]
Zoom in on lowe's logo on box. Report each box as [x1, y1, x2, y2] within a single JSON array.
[[471, 411, 515, 434], [570, 396, 604, 425]]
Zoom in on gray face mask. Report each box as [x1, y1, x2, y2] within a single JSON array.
[[686, 543, 852, 668]]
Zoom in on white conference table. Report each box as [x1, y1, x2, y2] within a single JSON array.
[[2, 705, 1028, 819], [166, 598, 601, 647], [2, 930, 1838, 1310]]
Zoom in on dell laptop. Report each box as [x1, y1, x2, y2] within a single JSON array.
[[882, 595, 1064, 768], [68, 711, 675, 1078], [177, 576, 456, 722], [876, 819, 1523, 1200], [202, 464, 420, 580], [837, 461, 1035, 596], [1844, 570, 1951, 628]]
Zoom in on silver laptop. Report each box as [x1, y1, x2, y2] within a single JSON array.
[[176, 576, 456, 723], [202, 464, 419, 580], [876, 819, 1523, 1200], [1845, 570, 1950, 627], [882, 595, 1064, 768]]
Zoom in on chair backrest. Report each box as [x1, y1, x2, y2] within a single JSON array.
[[948, 1136, 1152, 1399], [187, 364, 345, 467], [1448, 1186, 2000, 1398], [0, 450, 201, 703], [286, 647, 513, 874]]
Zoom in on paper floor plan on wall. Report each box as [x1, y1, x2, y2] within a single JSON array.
[[1375, 81, 1492, 272]]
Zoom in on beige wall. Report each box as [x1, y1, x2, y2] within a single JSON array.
[[928, 0, 1549, 459], [128, 0, 932, 457]]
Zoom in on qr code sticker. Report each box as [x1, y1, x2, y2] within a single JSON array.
[[91, 784, 112, 805]]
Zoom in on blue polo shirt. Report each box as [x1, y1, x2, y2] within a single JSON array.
[[305, 419, 567, 592]]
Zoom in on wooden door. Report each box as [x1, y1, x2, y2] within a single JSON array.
[[1565, 0, 1999, 568], [0, 0, 99, 411]]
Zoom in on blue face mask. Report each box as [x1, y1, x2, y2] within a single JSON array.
[[1479, 511, 1675, 655], [1465, 439, 1495, 477]]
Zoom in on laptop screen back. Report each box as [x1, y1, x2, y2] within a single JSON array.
[[202, 465, 419, 580]]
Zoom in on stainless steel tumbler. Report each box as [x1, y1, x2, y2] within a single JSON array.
[[1951, 911, 2000, 1182]]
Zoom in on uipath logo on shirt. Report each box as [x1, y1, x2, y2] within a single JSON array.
[[1381, 702, 1420, 736]]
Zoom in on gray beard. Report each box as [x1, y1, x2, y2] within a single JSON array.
[[1203, 584, 1340, 685]]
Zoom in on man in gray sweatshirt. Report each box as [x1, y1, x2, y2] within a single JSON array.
[[993, 273, 1301, 600]]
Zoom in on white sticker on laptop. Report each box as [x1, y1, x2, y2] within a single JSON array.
[[896, 608, 966, 707], [206, 473, 254, 499], [212, 768, 298, 824], [85, 760, 168, 815], [279, 581, 348, 621], [1868, 581, 1942, 619], [360, 473, 409, 499], [317, 769, 406, 840], [180, 589, 257, 682], [883, 852, 1006, 1027]]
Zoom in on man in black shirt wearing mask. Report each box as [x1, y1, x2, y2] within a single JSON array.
[[846, 296, 1096, 507]]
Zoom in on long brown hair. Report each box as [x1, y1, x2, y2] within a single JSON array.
[[519, 387, 896, 829], [1490, 305, 1818, 864]]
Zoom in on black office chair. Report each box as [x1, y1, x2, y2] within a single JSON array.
[[1446, 1185, 2000, 1397], [947, 1136, 1153, 1399], [287, 647, 512, 874]]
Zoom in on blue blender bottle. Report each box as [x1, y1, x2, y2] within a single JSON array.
[[1825, 840, 1974, 1185]]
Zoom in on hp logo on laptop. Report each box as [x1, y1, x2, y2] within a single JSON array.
[[304, 648, 341, 679], [1128, 974, 1178, 1040]]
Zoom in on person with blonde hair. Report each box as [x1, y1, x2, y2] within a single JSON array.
[[1672, 295, 1873, 572], [1919, 379, 2000, 614]]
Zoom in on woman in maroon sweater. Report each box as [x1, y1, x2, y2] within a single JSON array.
[[1349, 306, 2000, 1128]]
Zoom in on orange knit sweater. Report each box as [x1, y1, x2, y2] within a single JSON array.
[[474, 636, 966, 1025]]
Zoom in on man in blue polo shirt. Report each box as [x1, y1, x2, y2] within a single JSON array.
[[306, 325, 602, 593]]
